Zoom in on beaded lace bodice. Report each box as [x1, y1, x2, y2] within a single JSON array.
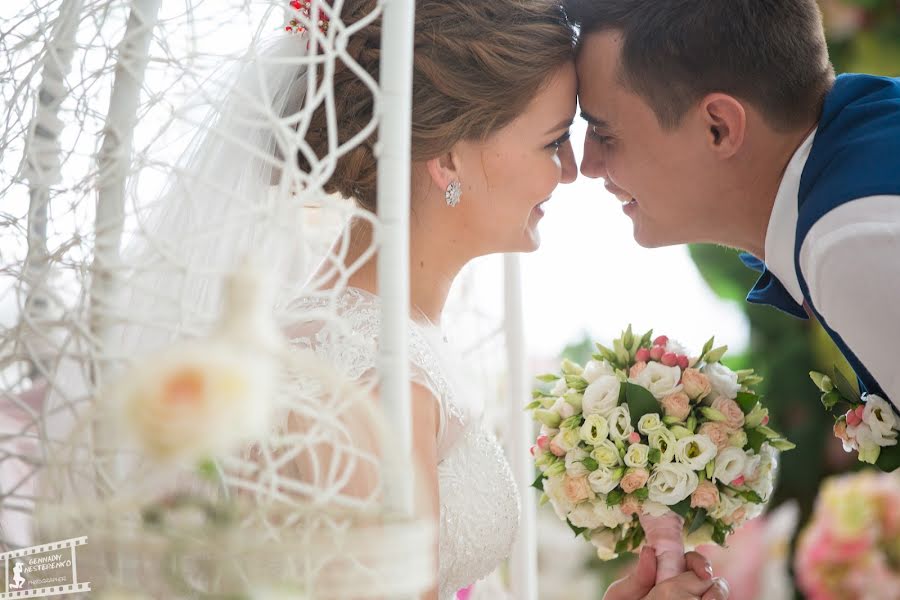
[[287, 288, 520, 599]]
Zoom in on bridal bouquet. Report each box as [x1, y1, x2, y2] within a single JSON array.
[[527, 326, 794, 567], [794, 470, 900, 600], [809, 369, 900, 471]]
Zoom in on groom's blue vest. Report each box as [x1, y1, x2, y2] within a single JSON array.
[[742, 74, 900, 403]]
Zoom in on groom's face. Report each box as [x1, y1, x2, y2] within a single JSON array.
[[575, 30, 716, 247]]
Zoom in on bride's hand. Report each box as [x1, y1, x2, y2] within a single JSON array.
[[602, 548, 729, 600]]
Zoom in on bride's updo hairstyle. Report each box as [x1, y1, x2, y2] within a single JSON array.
[[294, 0, 576, 211]]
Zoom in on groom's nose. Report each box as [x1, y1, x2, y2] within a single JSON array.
[[580, 134, 606, 180], [558, 139, 577, 184]]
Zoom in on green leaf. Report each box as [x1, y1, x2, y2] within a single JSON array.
[[735, 392, 758, 415], [567, 520, 587, 538], [615, 537, 630, 555], [582, 457, 599, 471], [536, 373, 561, 383], [712, 521, 729, 546], [688, 508, 708, 534], [832, 367, 860, 402], [769, 438, 797, 452], [623, 324, 634, 351], [607, 489, 625, 506], [565, 375, 588, 392], [531, 474, 545, 491], [639, 329, 654, 349], [756, 425, 780, 439], [198, 458, 219, 483], [876, 443, 900, 472], [648, 448, 662, 464], [592, 353, 606, 362], [821, 390, 842, 411], [809, 371, 834, 393], [701, 336, 715, 359], [742, 375, 764, 386], [634, 487, 650, 501], [702, 345, 728, 363], [738, 490, 764, 504], [625, 382, 660, 427], [670, 499, 692, 518], [747, 428, 767, 453], [525, 399, 542, 410]]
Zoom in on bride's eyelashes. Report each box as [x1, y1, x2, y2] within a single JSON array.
[[545, 130, 571, 151]]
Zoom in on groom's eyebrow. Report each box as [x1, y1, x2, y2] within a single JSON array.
[[580, 110, 611, 130]]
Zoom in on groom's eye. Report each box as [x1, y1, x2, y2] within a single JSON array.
[[588, 125, 614, 145]]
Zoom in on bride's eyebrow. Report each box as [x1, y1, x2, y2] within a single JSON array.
[[544, 117, 574, 135]]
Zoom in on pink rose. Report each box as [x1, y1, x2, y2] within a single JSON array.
[[712, 396, 745, 430], [690, 480, 720, 509], [699, 422, 731, 451], [722, 505, 747, 526], [681, 368, 712, 401], [629, 361, 648, 379], [660, 391, 691, 421], [620, 467, 649, 494], [536, 434, 550, 451], [563, 475, 594, 504], [621, 494, 643, 516]]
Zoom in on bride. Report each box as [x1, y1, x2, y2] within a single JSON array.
[[116, 0, 730, 598]]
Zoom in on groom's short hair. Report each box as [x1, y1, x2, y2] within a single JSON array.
[[566, 0, 835, 132]]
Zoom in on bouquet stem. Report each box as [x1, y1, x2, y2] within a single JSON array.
[[639, 511, 686, 584]]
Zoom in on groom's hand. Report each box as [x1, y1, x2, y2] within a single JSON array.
[[602, 548, 729, 600]]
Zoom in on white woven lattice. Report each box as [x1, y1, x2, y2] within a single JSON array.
[[0, 1, 442, 597]]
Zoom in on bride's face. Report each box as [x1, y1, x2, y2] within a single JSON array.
[[451, 62, 578, 254]]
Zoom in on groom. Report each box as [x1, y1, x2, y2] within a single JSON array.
[[568, 0, 900, 413]]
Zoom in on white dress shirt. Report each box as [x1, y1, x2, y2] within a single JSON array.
[[764, 129, 900, 410]]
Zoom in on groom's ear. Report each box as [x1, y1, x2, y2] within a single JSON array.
[[699, 93, 746, 158], [425, 151, 461, 193]]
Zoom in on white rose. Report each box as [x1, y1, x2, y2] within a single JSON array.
[[582, 375, 621, 418], [641, 500, 671, 517], [594, 500, 632, 528], [550, 378, 569, 397], [709, 492, 742, 522], [588, 466, 623, 495], [565, 447, 590, 477], [629, 362, 683, 400], [625, 443, 650, 468], [741, 451, 762, 480], [647, 463, 699, 505], [746, 444, 778, 500], [674, 434, 718, 471], [862, 394, 900, 444], [701, 362, 740, 401], [638, 413, 665, 435], [568, 502, 605, 530], [608, 405, 635, 442], [591, 439, 623, 467], [552, 429, 581, 454], [583, 359, 615, 384], [649, 428, 677, 464], [666, 339, 689, 357], [581, 414, 610, 445], [589, 529, 619, 560], [713, 446, 747, 483], [544, 474, 575, 520], [551, 396, 577, 420]]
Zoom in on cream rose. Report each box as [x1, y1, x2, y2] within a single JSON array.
[[712, 446, 747, 484], [550, 429, 581, 456], [607, 405, 635, 442], [565, 447, 590, 477], [591, 439, 623, 468], [648, 428, 677, 463], [620, 467, 650, 493], [594, 501, 632, 529], [582, 375, 621, 418], [629, 362, 683, 400], [588, 466, 623, 495], [567, 502, 605, 530], [583, 359, 615, 384], [563, 474, 595, 504], [550, 377, 569, 397], [675, 434, 718, 471], [698, 421, 732, 451], [690, 480, 720, 509], [709, 492, 741, 522], [681, 368, 712, 401], [551, 396, 577, 420], [660, 391, 692, 421], [641, 500, 671, 517], [647, 463, 699, 504], [638, 413, 666, 435], [580, 414, 610, 445], [624, 443, 651, 468], [544, 474, 575, 520], [711, 396, 745, 430], [590, 530, 618, 560], [621, 494, 643, 516], [862, 394, 900, 444], [701, 362, 740, 400]]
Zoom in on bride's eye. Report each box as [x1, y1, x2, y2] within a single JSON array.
[[546, 130, 571, 151]]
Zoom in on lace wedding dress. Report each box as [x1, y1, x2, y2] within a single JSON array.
[[288, 288, 520, 600]]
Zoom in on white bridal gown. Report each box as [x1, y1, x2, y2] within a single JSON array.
[[290, 287, 520, 600]]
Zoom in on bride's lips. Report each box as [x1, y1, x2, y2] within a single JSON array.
[[533, 197, 551, 217]]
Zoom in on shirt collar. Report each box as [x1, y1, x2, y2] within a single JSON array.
[[762, 128, 818, 306]]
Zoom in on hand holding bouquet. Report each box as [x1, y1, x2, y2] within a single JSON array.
[[527, 326, 794, 581]]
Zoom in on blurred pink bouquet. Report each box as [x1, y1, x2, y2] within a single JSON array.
[[527, 326, 794, 577], [795, 471, 900, 600]]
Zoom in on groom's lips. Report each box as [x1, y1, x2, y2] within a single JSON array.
[[605, 183, 638, 214]]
